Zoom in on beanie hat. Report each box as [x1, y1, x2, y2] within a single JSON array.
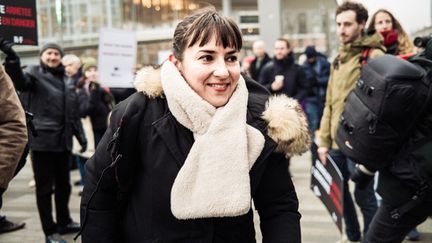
[[82, 60, 98, 73], [304, 45, 317, 59], [40, 42, 64, 57]]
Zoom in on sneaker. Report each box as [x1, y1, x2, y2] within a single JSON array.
[[406, 228, 420, 241], [0, 216, 25, 234], [46, 233, 67, 243], [58, 221, 80, 234]]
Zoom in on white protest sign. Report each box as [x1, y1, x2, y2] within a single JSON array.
[[98, 28, 136, 88]]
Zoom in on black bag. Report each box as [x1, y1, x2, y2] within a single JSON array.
[[336, 54, 432, 171]]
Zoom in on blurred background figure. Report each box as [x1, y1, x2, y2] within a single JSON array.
[[301, 45, 330, 135], [0, 64, 28, 234], [77, 60, 113, 146], [249, 40, 271, 81], [259, 38, 308, 102], [1, 41, 87, 243], [367, 9, 415, 56], [301, 45, 330, 167], [317, 2, 386, 242], [368, 9, 419, 241], [62, 55, 87, 195], [241, 55, 255, 77], [62, 55, 83, 86], [258, 37, 308, 176]]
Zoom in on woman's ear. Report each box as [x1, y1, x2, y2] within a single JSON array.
[[169, 54, 182, 70]]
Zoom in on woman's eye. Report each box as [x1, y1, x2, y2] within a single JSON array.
[[226, 56, 238, 62], [200, 55, 213, 62]]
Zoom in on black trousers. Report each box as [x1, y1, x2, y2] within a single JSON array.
[[32, 151, 73, 235], [364, 193, 432, 243]]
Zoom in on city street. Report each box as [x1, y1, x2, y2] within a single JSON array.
[[0, 152, 431, 243]]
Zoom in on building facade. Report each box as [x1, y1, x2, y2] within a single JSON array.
[[13, 0, 337, 65]]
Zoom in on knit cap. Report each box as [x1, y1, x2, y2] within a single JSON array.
[[304, 45, 317, 59], [82, 60, 98, 73], [39, 42, 64, 57]]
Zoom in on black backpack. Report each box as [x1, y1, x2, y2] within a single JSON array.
[[336, 54, 432, 171]]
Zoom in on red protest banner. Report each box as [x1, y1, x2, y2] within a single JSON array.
[[0, 0, 38, 45]]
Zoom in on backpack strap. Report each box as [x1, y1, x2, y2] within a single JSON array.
[[108, 93, 149, 193], [360, 47, 372, 65]]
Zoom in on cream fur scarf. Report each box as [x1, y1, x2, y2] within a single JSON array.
[[160, 61, 265, 219]]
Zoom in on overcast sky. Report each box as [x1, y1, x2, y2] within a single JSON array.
[[357, 0, 431, 34]]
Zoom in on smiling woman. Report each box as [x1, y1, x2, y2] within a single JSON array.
[[80, 6, 310, 243], [169, 7, 242, 107]]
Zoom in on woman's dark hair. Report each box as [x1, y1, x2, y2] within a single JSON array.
[[335, 1, 368, 25], [172, 6, 243, 61]]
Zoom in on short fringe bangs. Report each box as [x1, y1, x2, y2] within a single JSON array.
[[186, 13, 242, 51]]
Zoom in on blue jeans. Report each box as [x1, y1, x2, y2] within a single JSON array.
[[75, 156, 86, 185], [330, 150, 378, 241], [305, 100, 321, 134]]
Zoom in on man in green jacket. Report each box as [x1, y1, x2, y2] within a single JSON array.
[[317, 2, 385, 242]]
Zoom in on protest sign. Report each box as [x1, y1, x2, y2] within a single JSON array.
[[310, 145, 344, 233], [0, 0, 38, 45], [98, 28, 137, 88]]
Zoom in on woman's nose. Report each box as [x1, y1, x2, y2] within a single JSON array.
[[213, 61, 229, 78]]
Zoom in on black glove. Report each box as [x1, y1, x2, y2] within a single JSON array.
[[350, 164, 375, 189], [0, 38, 17, 58], [89, 81, 100, 92], [80, 143, 88, 153]]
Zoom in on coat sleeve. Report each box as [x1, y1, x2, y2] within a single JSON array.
[[258, 64, 274, 92], [293, 66, 309, 101], [0, 65, 27, 189], [318, 65, 334, 148], [254, 153, 301, 243], [80, 102, 126, 243], [317, 59, 330, 86], [3, 56, 33, 91]]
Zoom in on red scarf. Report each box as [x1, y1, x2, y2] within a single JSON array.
[[380, 29, 398, 47]]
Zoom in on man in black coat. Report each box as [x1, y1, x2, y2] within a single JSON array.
[[1, 41, 87, 243], [258, 38, 309, 102], [258, 38, 309, 175]]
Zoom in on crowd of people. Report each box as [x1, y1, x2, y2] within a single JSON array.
[[0, 1, 431, 243]]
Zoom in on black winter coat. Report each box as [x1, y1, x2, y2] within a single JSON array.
[[77, 84, 112, 131], [249, 53, 271, 81], [4, 57, 86, 152], [258, 54, 309, 102], [80, 77, 303, 243]]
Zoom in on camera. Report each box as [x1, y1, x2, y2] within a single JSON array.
[[350, 164, 375, 189], [413, 36, 432, 48]]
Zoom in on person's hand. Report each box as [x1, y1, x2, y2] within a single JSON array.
[[80, 143, 87, 153], [317, 147, 329, 165], [0, 38, 17, 58], [89, 81, 100, 91], [271, 79, 284, 91]]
